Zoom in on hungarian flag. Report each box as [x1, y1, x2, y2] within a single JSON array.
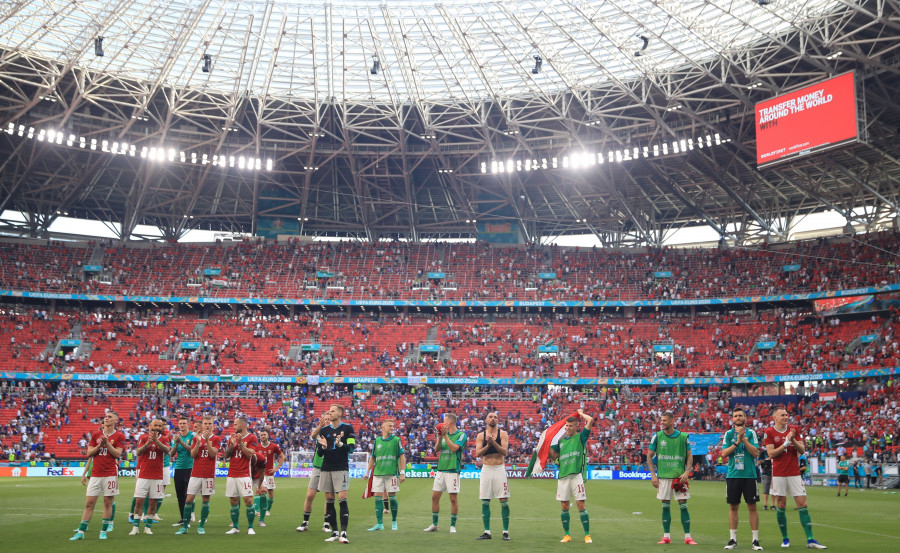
[[361, 466, 375, 499], [525, 411, 577, 477]]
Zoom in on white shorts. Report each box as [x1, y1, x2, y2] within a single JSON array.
[[264, 475, 276, 490], [86, 476, 120, 497], [556, 473, 586, 502], [372, 475, 400, 493], [163, 467, 171, 486], [771, 475, 806, 497], [432, 472, 460, 494], [134, 478, 165, 499], [656, 478, 690, 501], [187, 477, 216, 497], [479, 464, 510, 500], [226, 476, 254, 498]]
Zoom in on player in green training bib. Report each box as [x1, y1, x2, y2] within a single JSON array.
[[721, 407, 762, 551], [648, 411, 695, 545], [424, 413, 467, 533], [297, 413, 332, 534], [549, 409, 593, 544], [367, 419, 406, 531]]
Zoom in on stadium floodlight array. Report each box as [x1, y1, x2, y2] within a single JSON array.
[[480, 133, 731, 173], [4, 121, 274, 172]]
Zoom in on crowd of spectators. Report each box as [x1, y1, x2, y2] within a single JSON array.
[[2, 378, 896, 470], [4, 304, 897, 382], [0, 231, 898, 302]]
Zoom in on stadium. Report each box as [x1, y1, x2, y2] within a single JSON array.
[[0, 0, 898, 550]]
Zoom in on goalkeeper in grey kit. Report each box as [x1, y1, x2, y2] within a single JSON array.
[[316, 404, 356, 544]]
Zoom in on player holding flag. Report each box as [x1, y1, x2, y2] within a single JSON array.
[[548, 409, 593, 544], [525, 410, 579, 478]]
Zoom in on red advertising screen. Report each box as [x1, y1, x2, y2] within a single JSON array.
[[755, 72, 858, 167]]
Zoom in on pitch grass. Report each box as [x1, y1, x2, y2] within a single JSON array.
[[0, 478, 897, 552]]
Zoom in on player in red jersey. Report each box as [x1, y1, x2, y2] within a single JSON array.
[[763, 407, 826, 549], [70, 410, 126, 541], [256, 429, 285, 525], [224, 416, 259, 535], [250, 448, 269, 527], [175, 415, 221, 535], [130, 418, 172, 535]]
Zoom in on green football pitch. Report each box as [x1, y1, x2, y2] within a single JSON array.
[[0, 478, 897, 551]]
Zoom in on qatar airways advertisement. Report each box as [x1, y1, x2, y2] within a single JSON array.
[[756, 72, 859, 168]]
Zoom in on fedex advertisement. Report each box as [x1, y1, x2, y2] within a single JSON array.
[[756, 72, 858, 167]]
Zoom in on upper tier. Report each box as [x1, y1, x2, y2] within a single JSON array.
[[1, 232, 898, 304]]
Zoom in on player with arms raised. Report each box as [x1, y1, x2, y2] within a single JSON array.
[[70, 410, 126, 541], [367, 419, 406, 531], [763, 407, 826, 549], [549, 409, 593, 544]]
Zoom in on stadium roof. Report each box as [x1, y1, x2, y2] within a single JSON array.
[[0, 0, 899, 246]]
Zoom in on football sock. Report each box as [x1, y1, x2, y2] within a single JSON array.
[[130, 497, 137, 518], [133, 513, 141, 527], [246, 505, 256, 529], [432, 512, 439, 526], [752, 530, 759, 541], [181, 503, 193, 529], [679, 502, 691, 534], [142, 499, 150, 515], [389, 497, 398, 522], [303, 511, 311, 523], [258, 496, 267, 522], [267, 496, 273, 512], [156, 497, 164, 512], [230, 505, 240, 529], [776, 508, 788, 540], [200, 502, 209, 527], [481, 500, 491, 531], [253, 495, 260, 513], [338, 498, 349, 532], [561, 510, 571, 534], [730, 529, 738, 540], [501, 500, 510, 532], [101, 518, 111, 532], [450, 513, 457, 527], [325, 499, 336, 531], [798, 506, 814, 540], [111, 501, 116, 520], [78, 520, 89, 532], [662, 502, 672, 533], [579, 510, 590, 534], [375, 498, 384, 525]]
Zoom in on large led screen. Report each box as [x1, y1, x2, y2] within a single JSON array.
[[756, 72, 858, 168]]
